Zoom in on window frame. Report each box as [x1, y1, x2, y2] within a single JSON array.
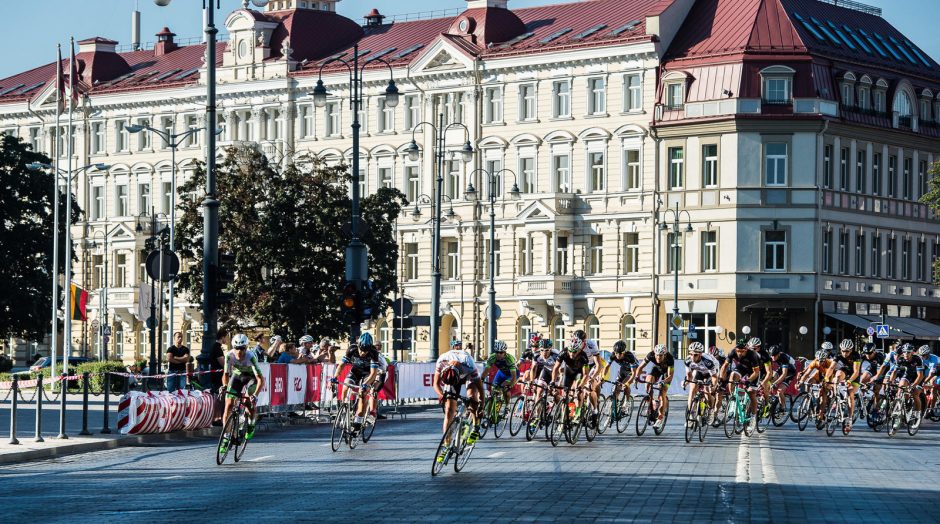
[[764, 142, 789, 187], [587, 76, 607, 115], [668, 146, 684, 190], [623, 73, 643, 112], [702, 143, 719, 188], [702, 230, 717, 272], [763, 229, 788, 272], [552, 80, 571, 118]]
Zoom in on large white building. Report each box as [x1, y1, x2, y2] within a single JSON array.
[[0, 0, 937, 364]]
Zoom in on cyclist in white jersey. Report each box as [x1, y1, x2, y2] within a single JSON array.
[[432, 343, 485, 439]]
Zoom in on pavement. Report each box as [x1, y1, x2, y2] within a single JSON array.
[[1, 399, 938, 524]]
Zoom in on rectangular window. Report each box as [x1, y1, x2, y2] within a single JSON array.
[[666, 83, 684, 109], [161, 117, 174, 148], [138, 183, 151, 215], [855, 150, 866, 193], [765, 143, 788, 186], [822, 229, 832, 274], [901, 238, 911, 280], [406, 166, 420, 203], [858, 86, 870, 110], [161, 181, 172, 214], [823, 145, 833, 189], [839, 147, 849, 190], [702, 231, 717, 272], [116, 120, 128, 152], [842, 83, 854, 107], [356, 105, 367, 136], [519, 156, 535, 193], [446, 160, 460, 200], [764, 230, 786, 272], [838, 230, 849, 275], [186, 116, 200, 147], [378, 98, 394, 133], [625, 149, 641, 190], [917, 240, 926, 281], [763, 77, 791, 104], [903, 158, 913, 200], [115, 253, 127, 288], [484, 87, 502, 124], [855, 232, 865, 276], [588, 77, 606, 115], [518, 237, 532, 275], [553, 154, 571, 193], [379, 167, 393, 190], [485, 159, 502, 199], [667, 232, 683, 272], [872, 153, 882, 196], [446, 241, 459, 280], [669, 147, 684, 189], [624, 233, 639, 274], [92, 255, 104, 289], [920, 160, 929, 198], [115, 184, 128, 216], [871, 235, 881, 278], [91, 186, 104, 221], [405, 243, 418, 281], [519, 84, 536, 121], [702, 144, 718, 188], [589, 235, 603, 275], [325, 102, 340, 137], [886, 237, 896, 279], [403, 95, 420, 131], [552, 81, 570, 118], [138, 119, 151, 150], [489, 239, 501, 277], [625, 74, 642, 112], [358, 169, 366, 198], [589, 152, 605, 192], [556, 235, 569, 275], [888, 155, 897, 198], [29, 127, 42, 152], [91, 122, 105, 154], [301, 105, 315, 138]]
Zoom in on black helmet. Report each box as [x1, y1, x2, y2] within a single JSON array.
[[768, 345, 782, 356], [572, 329, 586, 341], [861, 343, 876, 354], [613, 340, 627, 353], [539, 338, 554, 349]]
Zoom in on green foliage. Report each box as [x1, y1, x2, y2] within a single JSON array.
[[174, 146, 404, 341], [0, 133, 82, 340], [921, 161, 940, 284], [75, 360, 128, 393]]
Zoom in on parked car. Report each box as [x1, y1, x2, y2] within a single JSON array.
[[29, 356, 96, 372]]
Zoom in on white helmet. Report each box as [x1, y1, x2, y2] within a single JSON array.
[[653, 344, 668, 356], [746, 337, 762, 349], [492, 340, 508, 352], [688, 342, 705, 354], [917, 345, 931, 357], [299, 335, 314, 344], [839, 339, 854, 351], [232, 333, 249, 348]]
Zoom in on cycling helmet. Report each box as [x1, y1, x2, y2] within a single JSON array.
[[232, 333, 249, 348], [492, 340, 508, 353], [900, 343, 914, 354], [450, 339, 462, 349], [839, 339, 854, 351], [653, 344, 668, 356], [768, 345, 782, 356], [568, 333, 585, 352], [358, 332, 374, 348], [746, 337, 762, 349], [299, 335, 314, 344], [860, 343, 876, 354], [539, 338, 554, 350], [820, 341, 834, 352], [613, 340, 627, 353], [688, 342, 705, 354], [528, 332, 542, 348], [439, 367, 459, 387], [708, 346, 725, 359], [917, 345, 932, 357], [815, 350, 830, 361]]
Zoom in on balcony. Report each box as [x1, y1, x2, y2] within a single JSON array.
[[518, 276, 576, 296], [822, 189, 933, 221]]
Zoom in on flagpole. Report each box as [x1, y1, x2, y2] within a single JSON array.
[[59, 38, 75, 440], [50, 44, 62, 387]]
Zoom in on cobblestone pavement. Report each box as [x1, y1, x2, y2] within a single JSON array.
[[1, 401, 938, 524]]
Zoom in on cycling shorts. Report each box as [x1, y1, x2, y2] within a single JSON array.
[[617, 365, 635, 383], [649, 366, 672, 386], [493, 369, 514, 388], [690, 370, 715, 383], [225, 374, 257, 398], [560, 370, 581, 389]]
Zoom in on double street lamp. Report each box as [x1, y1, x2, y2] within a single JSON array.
[[465, 168, 520, 354], [660, 203, 692, 356], [89, 225, 122, 361], [312, 43, 398, 341], [136, 211, 170, 383], [403, 119, 473, 359]]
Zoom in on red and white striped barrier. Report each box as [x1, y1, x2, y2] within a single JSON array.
[[117, 390, 216, 435]]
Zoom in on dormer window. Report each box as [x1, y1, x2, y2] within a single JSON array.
[[921, 98, 932, 122], [760, 66, 794, 105], [857, 85, 870, 110], [894, 90, 913, 127], [841, 83, 854, 107], [665, 83, 684, 110], [874, 90, 886, 113]]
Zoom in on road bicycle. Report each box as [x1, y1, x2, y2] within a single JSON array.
[[635, 379, 668, 436], [684, 379, 713, 443], [923, 385, 940, 422], [511, 381, 549, 441], [886, 385, 922, 438], [766, 383, 791, 427], [599, 379, 636, 434], [330, 382, 376, 451], [724, 381, 755, 438], [216, 392, 255, 465], [794, 382, 828, 432], [480, 381, 512, 439], [546, 384, 587, 446], [824, 382, 852, 436], [432, 393, 478, 476]]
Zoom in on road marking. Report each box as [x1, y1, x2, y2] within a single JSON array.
[[757, 435, 778, 484], [159, 475, 185, 480], [245, 455, 273, 462], [486, 452, 506, 458], [735, 433, 750, 483]]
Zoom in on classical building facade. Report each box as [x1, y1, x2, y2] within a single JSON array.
[[0, 0, 936, 364]]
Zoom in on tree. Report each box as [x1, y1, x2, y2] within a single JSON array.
[[921, 161, 940, 285], [0, 133, 82, 341], [174, 145, 405, 340]]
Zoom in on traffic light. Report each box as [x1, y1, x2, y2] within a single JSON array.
[[359, 280, 376, 321], [340, 280, 360, 325], [216, 252, 236, 306]]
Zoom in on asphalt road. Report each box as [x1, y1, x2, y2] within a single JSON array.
[[1, 402, 938, 524]]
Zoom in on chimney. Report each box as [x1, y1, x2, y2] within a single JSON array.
[[131, 9, 141, 51], [466, 0, 509, 8], [364, 9, 386, 27], [154, 27, 178, 57]]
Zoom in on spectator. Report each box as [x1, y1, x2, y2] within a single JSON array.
[[251, 334, 266, 363], [266, 335, 283, 361], [298, 335, 316, 360], [467, 342, 475, 359], [313, 338, 337, 364], [209, 330, 227, 425], [165, 332, 190, 391], [276, 343, 311, 364]]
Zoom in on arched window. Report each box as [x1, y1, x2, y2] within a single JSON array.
[[551, 317, 566, 351], [895, 91, 913, 116], [621, 315, 637, 353], [586, 316, 601, 351], [517, 316, 532, 354]]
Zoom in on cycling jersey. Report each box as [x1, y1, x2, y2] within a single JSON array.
[[833, 351, 861, 378], [879, 351, 899, 373], [772, 353, 796, 379], [611, 352, 640, 382], [485, 353, 518, 375], [755, 348, 773, 378], [643, 352, 675, 382], [225, 350, 263, 377], [343, 346, 381, 376], [894, 355, 924, 381], [685, 353, 720, 377], [861, 352, 885, 377], [921, 354, 940, 377], [558, 351, 590, 387], [727, 350, 762, 378], [436, 350, 480, 382]]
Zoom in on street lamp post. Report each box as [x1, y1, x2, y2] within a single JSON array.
[[660, 203, 692, 356], [465, 169, 520, 354], [312, 42, 399, 342], [403, 119, 473, 359], [89, 225, 121, 361], [136, 211, 169, 386]]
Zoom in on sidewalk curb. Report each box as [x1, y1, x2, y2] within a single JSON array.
[[0, 427, 219, 466]]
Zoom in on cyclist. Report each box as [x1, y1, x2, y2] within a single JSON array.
[[682, 342, 720, 416], [568, 330, 603, 425], [220, 333, 265, 449], [366, 350, 391, 423], [550, 337, 591, 419], [334, 333, 382, 434], [602, 340, 640, 407], [746, 337, 773, 401], [641, 344, 674, 429], [524, 339, 558, 402], [797, 346, 835, 423], [720, 341, 762, 431], [768, 345, 796, 410], [708, 346, 726, 369], [432, 340, 485, 441], [827, 339, 861, 431], [483, 340, 518, 404], [889, 343, 925, 420], [859, 343, 885, 409]]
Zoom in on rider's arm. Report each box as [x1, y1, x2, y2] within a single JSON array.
[[551, 361, 562, 382], [848, 362, 861, 384], [431, 372, 443, 398]]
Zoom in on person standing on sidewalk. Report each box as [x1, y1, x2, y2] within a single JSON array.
[[165, 332, 191, 391]]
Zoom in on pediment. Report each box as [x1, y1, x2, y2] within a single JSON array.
[[108, 223, 138, 244], [517, 201, 557, 221], [410, 38, 475, 75], [29, 80, 60, 111]]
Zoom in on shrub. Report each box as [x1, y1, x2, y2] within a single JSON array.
[[75, 361, 129, 393]]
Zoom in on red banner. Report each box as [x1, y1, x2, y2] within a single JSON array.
[[482, 361, 528, 397], [306, 364, 322, 403], [269, 364, 288, 406], [378, 364, 396, 400]]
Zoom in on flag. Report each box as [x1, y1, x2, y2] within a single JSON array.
[[70, 283, 88, 321], [55, 44, 65, 115], [68, 38, 80, 107]]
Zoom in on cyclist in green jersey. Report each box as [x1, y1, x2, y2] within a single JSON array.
[[483, 340, 518, 397], [221, 334, 265, 441]]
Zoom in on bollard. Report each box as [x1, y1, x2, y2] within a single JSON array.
[[9, 376, 20, 445], [123, 372, 130, 395], [100, 373, 111, 434], [57, 374, 68, 439], [34, 374, 44, 442], [79, 372, 91, 435]]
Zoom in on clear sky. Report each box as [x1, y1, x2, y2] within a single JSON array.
[[1, 0, 937, 79]]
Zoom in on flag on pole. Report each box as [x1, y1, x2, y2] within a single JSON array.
[[55, 44, 66, 114], [70, 283, 88, 321]]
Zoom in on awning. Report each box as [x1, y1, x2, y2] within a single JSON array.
[[825, 313, 908, 339], [825, 313, 875, 331], [879, 316, 940, 340]]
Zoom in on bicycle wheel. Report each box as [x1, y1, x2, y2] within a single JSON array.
[[331, 403, 348, 452], [789, 393, 805, 423], [565, 404, 582, 445], [509, 397, 526, 437], [771, 396, 788, 427], [755, 398, 769, 433], [886, 403, 901, 438], [616, 394, 634, 434], [713, 395, 729, 428], [454, 419, 475, 473], [493, 396, 511, 439], [583, 403, 598, 442], [698, 403, 710, 443], [216, 411, 237, 465], [724, 398, 737, 439], [526, 397, 544, 442], [684, 404, 697, 444], [825, 402, 840, 437], [635, 396, 650, 436], [234, 410, 249, 462], [479, 397, 493, 438], [432, 417, 460, 477], [362, 411, 377, 443], [597, 395, 612, 435], [653, 400, 669, 436], [907, 412, 921, 436], [548, 402, 565, 447]]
